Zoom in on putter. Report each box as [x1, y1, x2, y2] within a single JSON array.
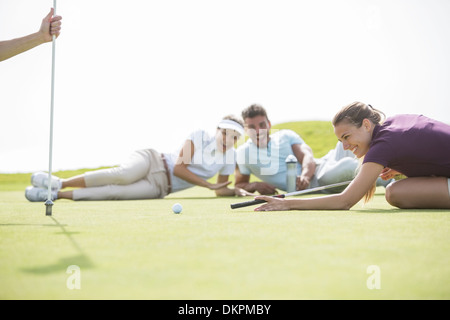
[[46, 0, 57, 216], [230, 180, 352, 209]]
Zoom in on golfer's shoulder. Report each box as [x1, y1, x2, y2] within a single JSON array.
[[271, 129, 303, 144]]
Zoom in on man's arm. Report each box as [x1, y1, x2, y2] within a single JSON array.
[[234, 165, 278, 195], [0, 9, 62, 62], [292, 143, 316, 190]]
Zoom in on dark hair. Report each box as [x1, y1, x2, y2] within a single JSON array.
[[241, 104, 270, 122], [332, 102, 385, 128]]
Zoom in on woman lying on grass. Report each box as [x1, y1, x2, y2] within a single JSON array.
[[255, 102, 450, 211], [26, 115, 247, 201]]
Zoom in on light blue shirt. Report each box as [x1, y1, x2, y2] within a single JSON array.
[[236, 129, 304, 191]]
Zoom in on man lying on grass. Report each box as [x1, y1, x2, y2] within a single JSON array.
[[235, 103, 391, 196]]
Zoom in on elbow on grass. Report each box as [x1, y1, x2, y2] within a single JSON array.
[[335, 193, 359, 211], [338, 197, 357, 210], [330, 199, 354, 211], [340, 202, 353, 211]]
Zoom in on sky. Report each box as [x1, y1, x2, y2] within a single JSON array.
[[1, 0, 450, 173]]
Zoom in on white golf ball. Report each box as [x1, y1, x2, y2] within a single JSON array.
[[172, 203, 182, 214]]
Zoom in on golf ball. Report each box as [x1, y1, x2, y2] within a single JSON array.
[[172, 203, 182, 214]]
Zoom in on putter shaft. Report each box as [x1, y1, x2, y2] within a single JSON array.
[[230, 180, 352, 209]]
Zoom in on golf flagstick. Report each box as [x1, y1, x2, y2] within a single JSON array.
[[45, 0, 57, 216], [230, 180, 352, 209]]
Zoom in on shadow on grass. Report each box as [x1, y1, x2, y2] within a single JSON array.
[[20, 216, 95, 275], [164, 196, 223, 200], [231, 207, 450, 214], [352, 208, 450, 214], [0, 223, 68, 227], [21, 254, 94, 275]]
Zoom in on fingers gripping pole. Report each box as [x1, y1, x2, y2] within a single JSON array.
[[46, 0, 57, 216]]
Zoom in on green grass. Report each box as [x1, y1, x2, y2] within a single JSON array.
[[1, 188, 449, 299], [0, 167, 112, 192], [272, 121, 338, 158], [1, 121, 449, 299]]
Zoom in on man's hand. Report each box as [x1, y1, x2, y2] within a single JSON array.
[[234, 187, 256, 197], [296, 175, 310, 191], [248, 182, 278, 195]]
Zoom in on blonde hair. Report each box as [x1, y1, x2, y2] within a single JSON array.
[[333, 102, 386, 203]]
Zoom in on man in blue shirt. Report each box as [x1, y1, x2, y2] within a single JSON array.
[[235, 104, 358, 195]]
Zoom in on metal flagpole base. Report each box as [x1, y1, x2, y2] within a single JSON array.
[[45, 200, 54, 216]]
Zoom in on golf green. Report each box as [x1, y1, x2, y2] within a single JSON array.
[[1, 185, 449, 299]]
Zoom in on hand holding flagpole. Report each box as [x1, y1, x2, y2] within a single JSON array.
[[46, 0, 57, 216]]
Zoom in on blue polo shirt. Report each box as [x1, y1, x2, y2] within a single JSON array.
[[236, 129, 304, 191]]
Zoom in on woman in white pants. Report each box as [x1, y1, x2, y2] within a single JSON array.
[[25, 115, 245, 201]]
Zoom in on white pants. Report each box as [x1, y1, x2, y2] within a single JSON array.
[[72, 149, 169, 200], [448, 178, 450, 197], [309, 142, 358, 193], [310, 142, 396, 193]]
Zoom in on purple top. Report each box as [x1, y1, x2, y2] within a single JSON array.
[[363, 114, 450, 177]]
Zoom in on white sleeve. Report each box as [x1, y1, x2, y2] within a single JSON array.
[[219, 149, 236, 176]]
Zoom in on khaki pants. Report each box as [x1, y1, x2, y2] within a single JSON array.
[[73, 149, 170, 200]]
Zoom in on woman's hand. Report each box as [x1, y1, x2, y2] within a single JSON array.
[[254, 196, 290, 211], [207, 181, 232, 190], [234, 187, 256, 197], [379, 167, 401, 180]]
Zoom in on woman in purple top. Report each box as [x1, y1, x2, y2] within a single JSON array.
[[254, 101, 450, 210]]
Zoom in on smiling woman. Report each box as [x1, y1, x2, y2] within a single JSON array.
[[333, 102, 385, 159], [254, 101, 450, 211], [332, 103, 387, 202]]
